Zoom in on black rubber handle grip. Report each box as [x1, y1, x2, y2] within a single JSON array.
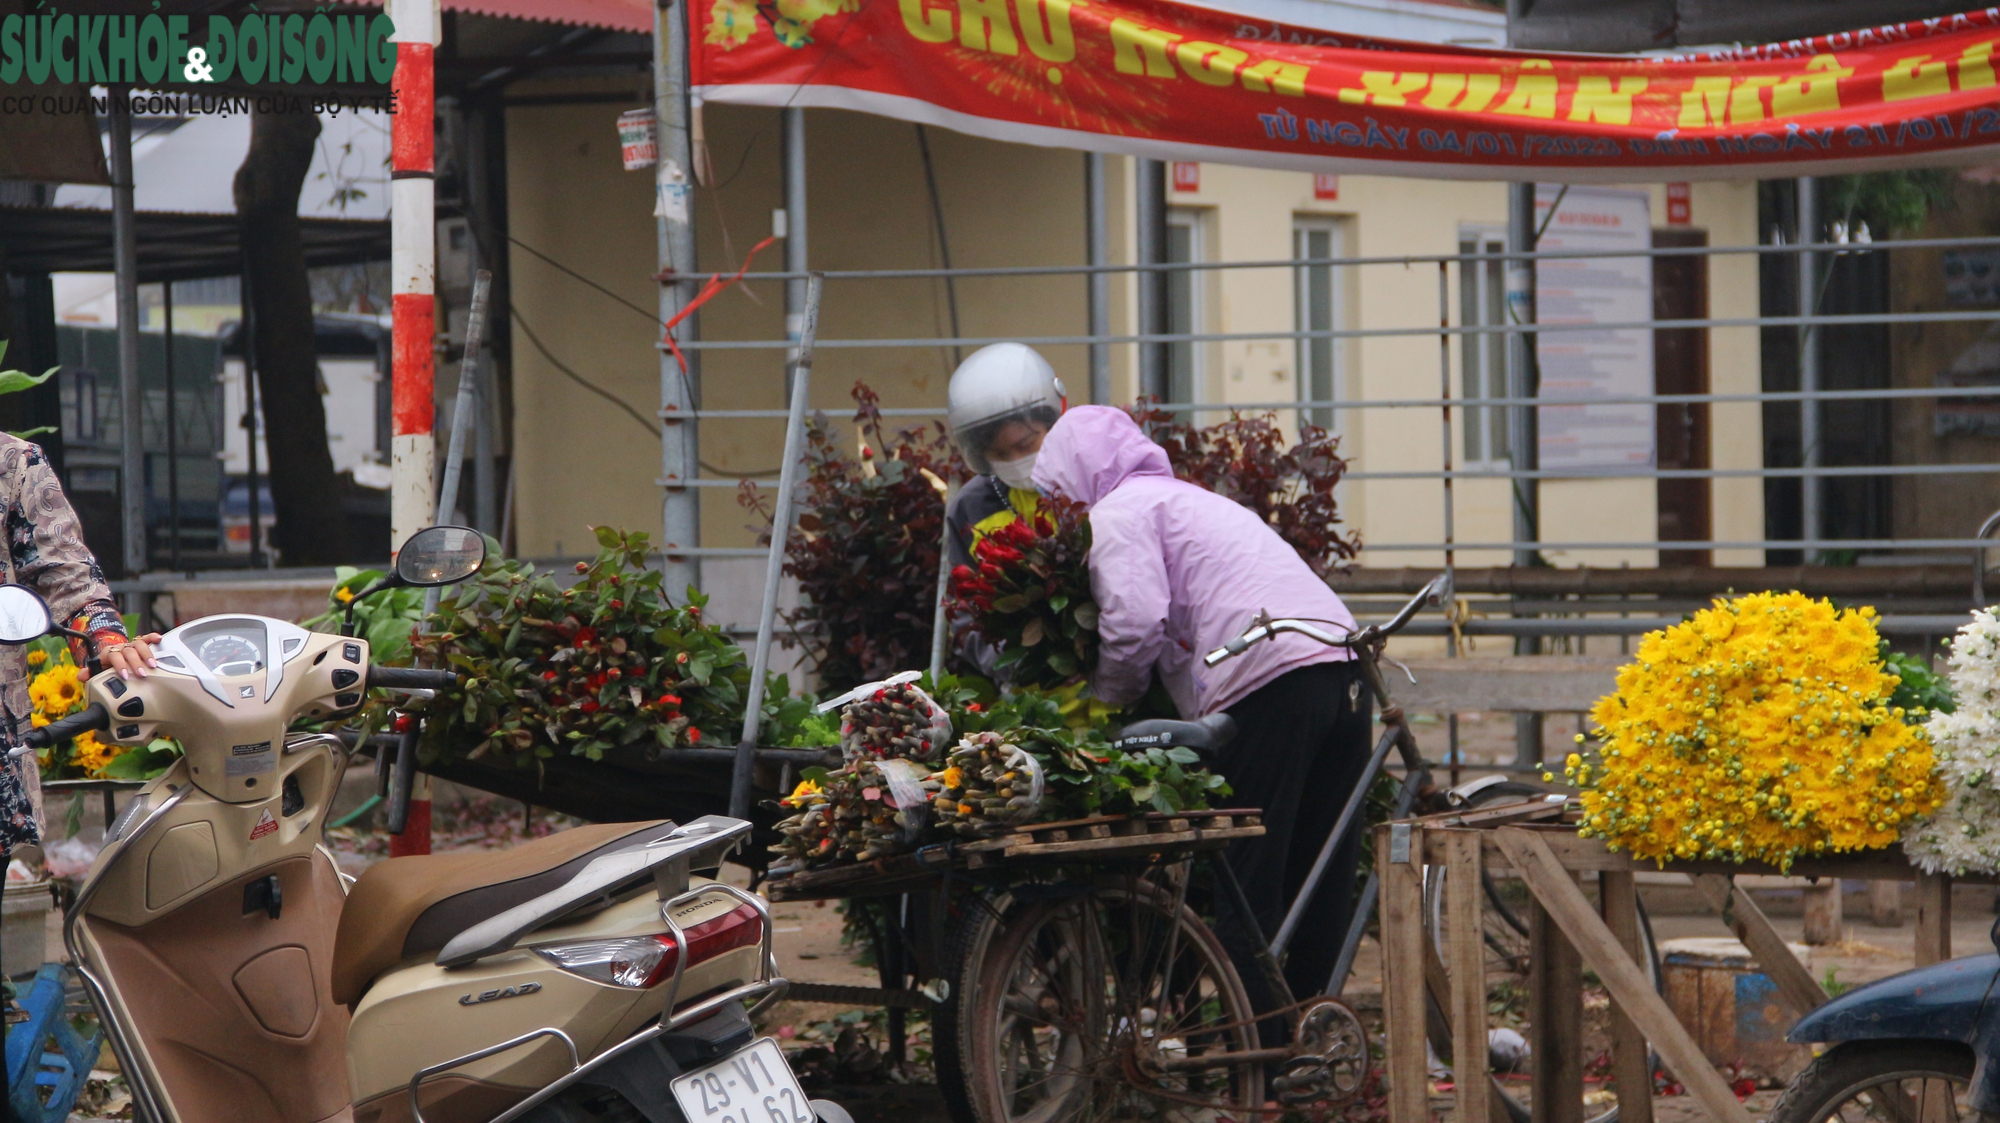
[[367, 666, 459, 690], [22, 703, 110, 750]]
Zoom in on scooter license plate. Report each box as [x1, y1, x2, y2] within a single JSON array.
[[670, 1038, 814, 1123]]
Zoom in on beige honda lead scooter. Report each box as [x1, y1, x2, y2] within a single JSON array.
[[0, 526, 828, 1123]]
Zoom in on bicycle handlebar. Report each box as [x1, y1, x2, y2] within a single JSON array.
[[1203, 574, 1451, 667]]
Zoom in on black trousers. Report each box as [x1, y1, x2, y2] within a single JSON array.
[[1214, 660, 1373, 1027]]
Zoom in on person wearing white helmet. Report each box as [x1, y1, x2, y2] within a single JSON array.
[[943, 342, 1067, 570]]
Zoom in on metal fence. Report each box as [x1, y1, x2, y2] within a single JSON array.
[[659, 232, 2000, 569]]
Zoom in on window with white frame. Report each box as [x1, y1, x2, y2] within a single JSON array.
[[1293, 220, 1343, 431], [1166, 209, 1203, 406], [1458, 230, 1509, 466]]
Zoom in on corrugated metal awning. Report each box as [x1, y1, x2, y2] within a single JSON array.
[[0, 206, 386, 282]]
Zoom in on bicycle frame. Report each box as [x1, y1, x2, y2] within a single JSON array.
[[1195, 577, 1449, 1042]]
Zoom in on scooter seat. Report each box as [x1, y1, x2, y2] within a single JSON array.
[[332, 820, 671, 1005]]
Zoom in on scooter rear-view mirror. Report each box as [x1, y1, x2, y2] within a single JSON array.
[[0, 584, 54, 645], [396, 525, 487, 587], [341, 525, 489, 637]]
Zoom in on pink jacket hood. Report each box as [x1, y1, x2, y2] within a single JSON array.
[[1033, 406, 1172, 505], [1032, 407, 1353, 718]]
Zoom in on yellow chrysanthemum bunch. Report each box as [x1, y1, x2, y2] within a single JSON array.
[[1571, 591, 1943, 870]]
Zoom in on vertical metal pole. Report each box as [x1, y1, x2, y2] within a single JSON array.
[[733, 274, 822, 820], [110, 94, 144, 580], [240, 252, 264, 569], [1439, 262, 1459, 787], [390, 0, 438, 555], [1505, 180, 1541, 769], [464, 106, 498, 539], [657, 0, 701, 595], [387, 0, 438, 861], [164, 282, 179, 570], [424, 271, 491, 619], [1504, 181, 1539, 567], [1797, 177, 1820, 563], [782, 109, 808, 379], [1134, 157, 1168, 402], [1086, 152, 1111, 404], [433, 272, 491, 530], [928, 482, 954, 682]]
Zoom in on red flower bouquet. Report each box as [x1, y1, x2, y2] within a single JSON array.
[[949, 498, 1099, 688]]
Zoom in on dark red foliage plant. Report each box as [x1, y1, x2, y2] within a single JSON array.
[[1129, 402, 1361, 577], [742, 383, 970, 690]]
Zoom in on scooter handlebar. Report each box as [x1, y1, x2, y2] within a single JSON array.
[[20, 703, 110, 750], [367, 666, 460, 691]]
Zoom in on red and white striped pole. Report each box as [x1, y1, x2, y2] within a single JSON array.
[[388, 0, 435, 858]]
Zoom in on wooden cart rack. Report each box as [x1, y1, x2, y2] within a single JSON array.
[[764, 809, 1265, 902], [1376, 801, 1988, 1123]]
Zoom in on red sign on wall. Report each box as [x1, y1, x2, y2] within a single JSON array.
[[1172, 161, 1200, 191], [1313, 173, 1340, 200], [1666, 182, 1692, 224]]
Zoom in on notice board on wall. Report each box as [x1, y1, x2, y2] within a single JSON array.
[[1535, 184, 1657, 474]]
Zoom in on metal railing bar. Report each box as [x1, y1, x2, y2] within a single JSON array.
[[1344, 463, 2000, 482], [663, 235, 2000, 282], [1388, 615, 1971, 638], [688, 384, 2000, 421], [1359, 538, 2000, 551], [660, 307, 2000, 352], [704, 463, 2000, 487]]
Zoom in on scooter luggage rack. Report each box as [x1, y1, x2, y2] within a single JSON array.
[[1379, 808, 1997, 1123], [414, 881, 789, 1123], [436, 815, 753, 967]]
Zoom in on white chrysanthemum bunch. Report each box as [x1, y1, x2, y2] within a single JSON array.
[[1906, 610, 2000, 874]]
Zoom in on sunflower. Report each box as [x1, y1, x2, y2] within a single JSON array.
[[25, 649, 45, 667], [69, 732, 116, 778], [28, 662, 83, 720]]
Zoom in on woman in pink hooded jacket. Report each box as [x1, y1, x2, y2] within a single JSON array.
[[1032, 406, 1370, 1018]]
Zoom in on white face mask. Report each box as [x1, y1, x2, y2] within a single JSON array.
[[990, 451, 1039, 490]]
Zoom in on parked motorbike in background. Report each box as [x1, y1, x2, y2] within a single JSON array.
[[6, 525, 833, 1123], [1770, 918, 2000, 1123]]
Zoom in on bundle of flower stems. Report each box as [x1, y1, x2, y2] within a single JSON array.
[[840, 681, 947, 762], [931, 732, 1042, 838], [772, 759, 939, 865]]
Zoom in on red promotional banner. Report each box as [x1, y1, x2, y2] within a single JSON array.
[[692, 0, 2000, 180]]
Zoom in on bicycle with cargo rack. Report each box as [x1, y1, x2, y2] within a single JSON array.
[[923, 575, 1661, 1123]]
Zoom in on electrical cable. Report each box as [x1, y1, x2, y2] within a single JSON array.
[[505, 234, 668, 330], [509, 306, 662, 437], [914, 125, 962, 371], [510, 305, 781, 478]]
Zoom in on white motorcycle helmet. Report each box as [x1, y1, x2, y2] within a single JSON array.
[[947, 343, 1066, 482]]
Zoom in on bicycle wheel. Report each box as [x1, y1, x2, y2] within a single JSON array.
[[961, 876, 1264, 1123], [932, 888, 1010, 1123], [1423, 782, 1540, 983]]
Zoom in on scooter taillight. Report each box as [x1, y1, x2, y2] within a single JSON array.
[[680, 901, 764, 966], [537, 902, 763, 990]]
